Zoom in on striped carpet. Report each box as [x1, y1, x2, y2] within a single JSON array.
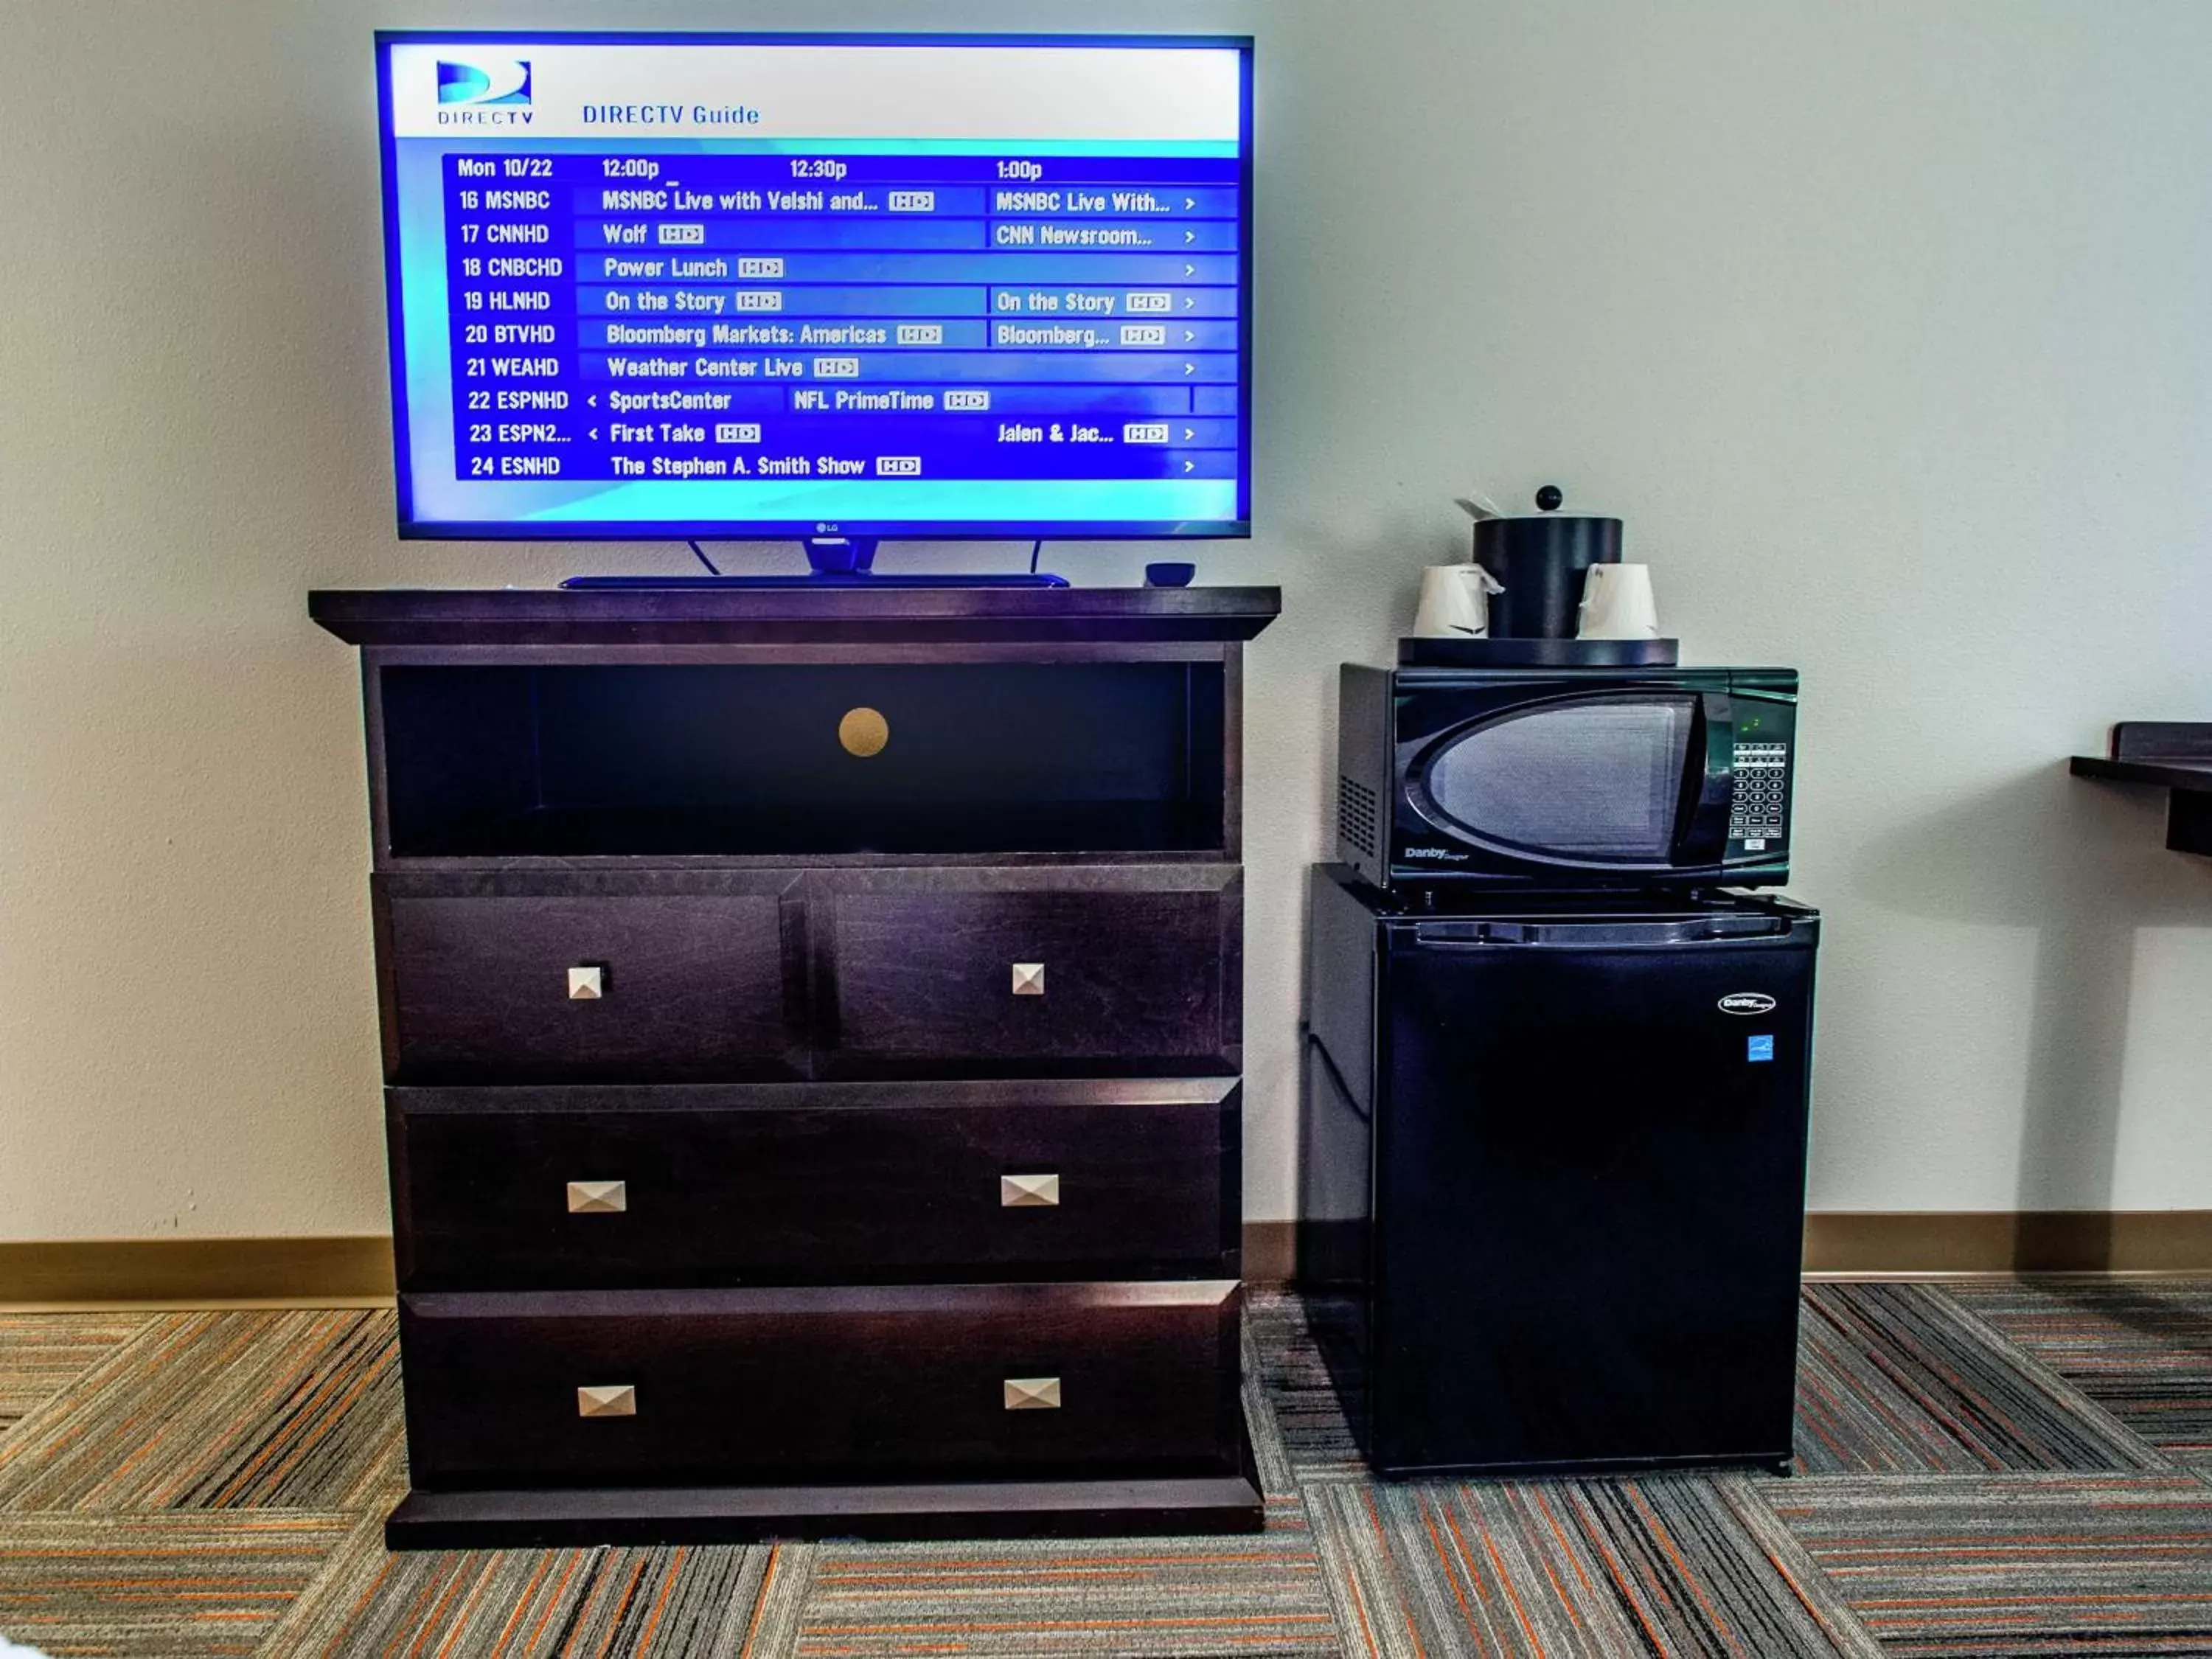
[[0, 1512, 358, 1657], [1773, 1472, 2212, 1656], [1246, 1291, 1365, 1479], [1947, 1278, 2212, 1472], [0, 1319, 144, 1435], [793, 1537, 1340, 1656], [0, 1312, 405, 1514], [1791, 1284, 2165, 1475], [258, 1525, 785, 1658], [0, 1280, 2201, 1655], [1300, 1472, 1879, 1658]]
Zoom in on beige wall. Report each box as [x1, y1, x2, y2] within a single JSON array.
[[4, 0, 2210, 1243]]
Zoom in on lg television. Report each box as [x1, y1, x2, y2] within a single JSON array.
[[374, 31, 1253, 580]]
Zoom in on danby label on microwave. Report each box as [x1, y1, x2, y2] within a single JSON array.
[[1717, 992, 1778, 1016]]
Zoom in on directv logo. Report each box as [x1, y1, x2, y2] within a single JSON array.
[[439, 58, 530, 104], [435, 58, 535, 125]]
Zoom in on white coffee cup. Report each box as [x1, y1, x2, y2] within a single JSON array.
[[1577, 563, 1660, 640], [1414, 564, 1506, 638]]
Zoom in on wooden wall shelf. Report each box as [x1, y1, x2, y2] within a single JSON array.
[[2071, 722, 2212, 855]]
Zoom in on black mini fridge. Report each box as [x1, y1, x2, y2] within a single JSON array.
[[1301, 864, 1818, 1477]]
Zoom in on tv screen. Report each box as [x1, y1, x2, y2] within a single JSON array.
[[374, 32, 1252, 541]]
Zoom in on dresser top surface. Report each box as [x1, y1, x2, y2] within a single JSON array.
[[310, 585, 1282, 647]]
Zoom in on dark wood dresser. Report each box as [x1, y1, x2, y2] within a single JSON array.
[[310, 585, 1279, 1547]]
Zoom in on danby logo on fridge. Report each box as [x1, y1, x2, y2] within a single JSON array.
[[1717, 992, 1778, 1016], [437, 58, 532, 106]]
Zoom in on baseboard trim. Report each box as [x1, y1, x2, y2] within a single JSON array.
[[1245, 1220, 1298, 1282], [1250, 1211, 2212, 1284], [4, 1214, 2205, 1306], [1801, 1211, 2212, 1275], [0, 1236, 397, 1305]]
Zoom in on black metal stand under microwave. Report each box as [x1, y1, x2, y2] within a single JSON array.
[[1301, 866, 1818, 1478]]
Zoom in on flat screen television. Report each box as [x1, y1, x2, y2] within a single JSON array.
[[374, 31, 1253, 567]]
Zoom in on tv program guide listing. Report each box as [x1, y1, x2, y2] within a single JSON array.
[[442, 150, 1242, 490]]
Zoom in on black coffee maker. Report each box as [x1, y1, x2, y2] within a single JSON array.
[[1406, 486, 1672, 667], [1470, 484, 1620, 639]]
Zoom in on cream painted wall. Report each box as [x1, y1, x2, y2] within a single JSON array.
[[4, 0, 2210, 1243]]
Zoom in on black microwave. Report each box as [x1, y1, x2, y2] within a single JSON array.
[[1335, 664, 1798, 889]]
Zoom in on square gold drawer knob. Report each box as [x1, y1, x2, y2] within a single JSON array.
[[1003, 1376, 1062, 1411], [1000, 1172, 1060, 1208], [1010, 961, 1045, 996], [566, 1180, 627, 1214], [567, 965, 605, 1001], [577, 1384, 636, 1418]]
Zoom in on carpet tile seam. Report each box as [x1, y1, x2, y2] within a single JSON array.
[[1794, 1282, 2172, 1476], [1804, 1289, 1980, 1451], [0, 1315, 179, 1480], [1798, 1290, 1991, 1471], [0, 1314, 157, 1434], [1945, 1277, 2212, 1481], [1922, 1281, 2190, 1474], [1765, 1469, 2212, 1653], [0, 1506, 364, 1659], [1708, 1475, 1887, 1658], [1850, 1284, 2090, 1467], [215, 1318, 386, 1507], [1305, 1481, 1385, 1659], [0, 1308, 406, 1517], [745, 1544, 821, 1659]]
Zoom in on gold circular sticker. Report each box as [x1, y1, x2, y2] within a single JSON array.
[[838, 706, 890, 757]]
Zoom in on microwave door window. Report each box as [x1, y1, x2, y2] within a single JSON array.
[[1419, 696, 1696, 863]]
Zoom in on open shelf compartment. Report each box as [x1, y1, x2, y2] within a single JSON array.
[[378, 661, 1229, 860]]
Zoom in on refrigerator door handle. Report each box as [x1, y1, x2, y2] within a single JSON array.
[[1671, 690, 1736, 866], [1411, 915, 1794, 947]]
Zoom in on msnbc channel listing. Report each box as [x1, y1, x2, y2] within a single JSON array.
[[439, 147, 1239, 485]]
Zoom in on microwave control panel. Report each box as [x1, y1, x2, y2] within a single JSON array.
[[1728, 741, 1790, 850]]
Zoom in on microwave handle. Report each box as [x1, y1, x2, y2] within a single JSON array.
[[1672, 691, 1736, 865]]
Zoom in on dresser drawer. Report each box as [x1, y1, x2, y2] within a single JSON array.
[[380, 880, 801, 1083], [399, 1281, 1242, 1487], [389, 1080, 1238, 1288], [824, 871, 1239, 1077]]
